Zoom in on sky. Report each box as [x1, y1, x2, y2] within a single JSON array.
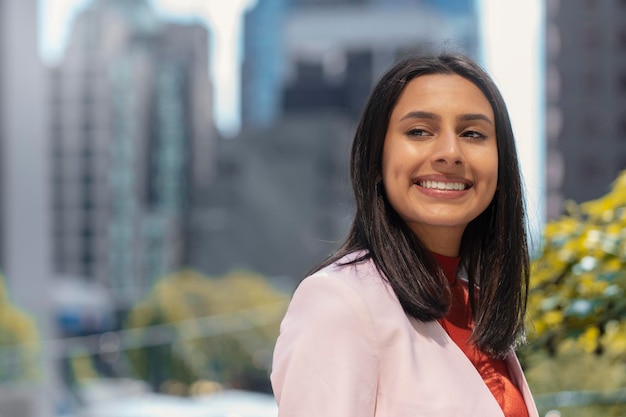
[[38, 0, 545, 241]]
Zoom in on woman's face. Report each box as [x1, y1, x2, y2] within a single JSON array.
[[381, 74, 498, 256]]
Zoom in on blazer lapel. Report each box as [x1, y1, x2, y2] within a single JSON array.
[[429, 320, 505, 416], [432, 320, 540, 417], [505, 354, 540, 417]]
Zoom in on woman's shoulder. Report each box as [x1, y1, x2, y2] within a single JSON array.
[[306, 251, 381, 286], [295, 251, 396, 311]]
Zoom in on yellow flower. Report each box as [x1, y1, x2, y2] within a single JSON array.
[[577, 326, 600, 353], [602, 321, 626, 357], [576, 273, 608, 297], [543, 310, 564, 326]]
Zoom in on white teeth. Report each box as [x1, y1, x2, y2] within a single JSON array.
[[419, 180, 467, 190]]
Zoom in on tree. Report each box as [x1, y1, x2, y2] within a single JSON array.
[[525, 171, 626, 359], [520, 172, 626, 416], [0, 273, 40, 381], [124, 269, 289, 393]]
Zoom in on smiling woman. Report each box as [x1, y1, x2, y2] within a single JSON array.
[[382, 74, 499, 256], [271, 54, 539, 417]]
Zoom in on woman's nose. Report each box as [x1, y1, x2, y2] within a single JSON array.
[[432, 130, 464, 166]]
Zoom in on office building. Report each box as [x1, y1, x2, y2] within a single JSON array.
[[0, 1, 56, 415], [242, 0, 479, 127], [231, 0, 479, 281], [188, 113, 354, 280], [50, 0, 214, 300], [545, 0, 626, 216]]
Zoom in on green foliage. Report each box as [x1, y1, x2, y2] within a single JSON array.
[[525, 171, 626, 359], [521, 171, 626, 413], [123, 269, 289, 393], [0, 273, 41, 381], [524, 349, 626, 417]]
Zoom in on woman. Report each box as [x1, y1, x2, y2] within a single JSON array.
[[271, 54, 539, 417]]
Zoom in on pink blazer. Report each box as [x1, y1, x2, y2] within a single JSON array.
[[271, 253, 539, 417]]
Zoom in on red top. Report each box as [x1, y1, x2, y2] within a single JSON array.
[[432, 252, 529, 417]]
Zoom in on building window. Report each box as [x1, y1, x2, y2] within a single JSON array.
[[618, 28, 626, 49], [616, 155, 626, 173], [584, 71, 601, 93], [618, 113, 626, 138], [578, 155, 603, 182], [82, 196, 94, 212], [580, 114, 601, 139], [618, 71, 626, 93], [81, 175, 93, 188], [53, 246, 65, 270], [81, 227, 93, 240], [582, 27, 601, 49]]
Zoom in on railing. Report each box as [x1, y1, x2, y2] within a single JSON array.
[[535, 388, 626, 416]]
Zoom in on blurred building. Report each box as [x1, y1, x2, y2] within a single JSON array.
[[221, 0, 479, 281], [188, 113, 354, 281], [545, 0, 626, 217], [0, 0, 56, 415], [188, 115, 356, 282], [241, 0, 288, 128], [242, 0, 479, 128], [49, 0, 215, 303], [0, 0, 52, 312], [422, 0, 474, 15]]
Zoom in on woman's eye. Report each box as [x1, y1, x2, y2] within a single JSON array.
[[407, 129, 430, 137], [462, 130, 487, 139]]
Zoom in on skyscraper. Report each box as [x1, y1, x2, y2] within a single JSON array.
[[545, 0, 626, 216], [242, 0, 479, 127], [50, 0, 215, 300], [1, 0, 56, 415], [229, 0, 481, 280], [241, 0, 288, 128]]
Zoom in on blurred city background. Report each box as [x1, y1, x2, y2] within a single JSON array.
[[0, 0, 625, 416]]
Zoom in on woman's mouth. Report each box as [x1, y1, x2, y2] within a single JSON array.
[[417, 180, 470, 191]]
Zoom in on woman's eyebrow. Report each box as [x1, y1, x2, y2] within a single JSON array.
[[457, 113, 493, 125], [399, 111, 493, 125], [399, 111, 440, 121]]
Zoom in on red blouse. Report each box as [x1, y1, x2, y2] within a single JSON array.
[[432, 252, 529, 417]]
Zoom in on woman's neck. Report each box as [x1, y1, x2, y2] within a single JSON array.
[[408, 224, 463, 257], [431, 251, 460, 284]]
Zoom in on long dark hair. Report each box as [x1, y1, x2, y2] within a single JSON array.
[[311, 53, 529, 358]]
